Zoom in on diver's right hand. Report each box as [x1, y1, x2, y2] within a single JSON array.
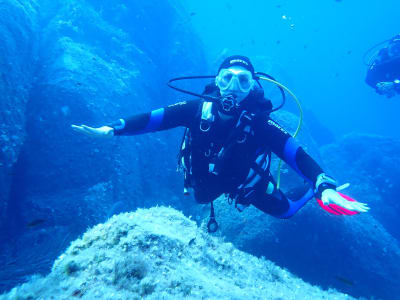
[[71, 124, 114, 138]]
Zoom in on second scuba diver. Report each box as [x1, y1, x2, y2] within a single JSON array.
[[365, 34, 400, 98], [72, 55, 369, 232]]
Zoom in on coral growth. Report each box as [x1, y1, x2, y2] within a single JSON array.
[[1, 206, 353, 300]]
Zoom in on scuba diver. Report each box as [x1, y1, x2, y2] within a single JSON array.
[[72, 55, 369, 232], [365, 34, 400, 98]]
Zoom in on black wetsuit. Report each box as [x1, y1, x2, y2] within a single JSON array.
[[366, 49, 400, 93], [110, 89, 324, 218]]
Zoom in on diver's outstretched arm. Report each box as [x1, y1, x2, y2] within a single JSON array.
[[261, 119, 370, 215], [71, 100, 201, 138]]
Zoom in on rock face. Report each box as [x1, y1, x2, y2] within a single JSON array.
[[212, 198, 400, 300], [0, 207, 354, 300], [321, 133, 400, 240], [0, 0, 39, 239], [18, 0, 205, 209], [0, 0, 206, 292]]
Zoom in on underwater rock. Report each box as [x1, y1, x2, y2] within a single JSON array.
[[0, 0, 206, 292], [321, 133, 400, 239], [0, 207, 354, 300], [18, 0, 206, 206], [0, 0, 39, 233], [212, 197, 400, 300], [210, 131, 400, 300]]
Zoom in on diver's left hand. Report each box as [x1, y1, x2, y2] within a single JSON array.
[[321, 189, 370, 213], [376, 82, 396, 98]]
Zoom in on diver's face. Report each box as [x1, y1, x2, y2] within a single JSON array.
[[216, 66, 255, 102]]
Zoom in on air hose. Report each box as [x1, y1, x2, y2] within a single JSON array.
[[257, 76, 303, 189]]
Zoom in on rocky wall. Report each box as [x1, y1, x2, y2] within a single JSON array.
[[0, 0, 206, 292], [0, 0, 39, 234]]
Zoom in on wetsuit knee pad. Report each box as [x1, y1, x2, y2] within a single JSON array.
[[250, 184, 313, 218], [250, 187, 290, 216], [275, 187, 314, 219]]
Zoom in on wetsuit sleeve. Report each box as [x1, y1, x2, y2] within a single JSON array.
[[108, 100, 201, 136], [258, 117, 323, 185]]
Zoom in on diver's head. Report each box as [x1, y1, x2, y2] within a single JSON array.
[[215, 55, 256, 103]]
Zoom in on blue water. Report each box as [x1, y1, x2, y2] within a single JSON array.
[[183, 0, 400, 139]]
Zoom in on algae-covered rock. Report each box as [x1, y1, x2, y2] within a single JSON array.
[[0, 206, 354, 300], [0, 0, 206, 291], [211, 198, 400, 300], [0, 0, 38, 234]]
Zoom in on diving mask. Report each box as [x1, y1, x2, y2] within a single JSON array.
[[216, 68, 255, 94]]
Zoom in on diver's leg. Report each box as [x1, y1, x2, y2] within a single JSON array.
[[250, 181, 314, 218]]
